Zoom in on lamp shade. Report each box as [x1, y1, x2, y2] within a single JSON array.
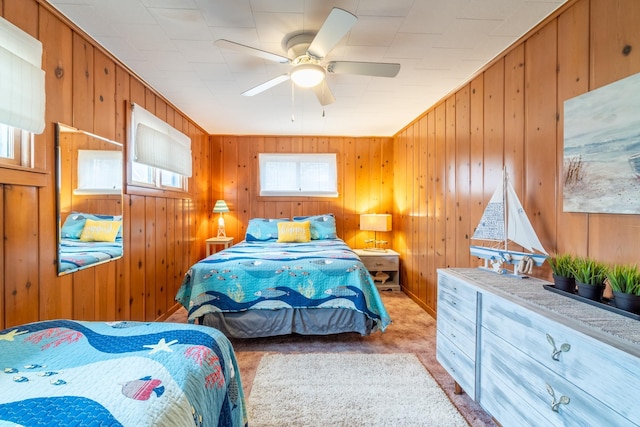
[[213, 200, 229, 213], [360, 214, 392, 232]]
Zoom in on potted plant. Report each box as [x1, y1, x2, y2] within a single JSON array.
[[571, 257, 608, 302], [606, 264, 640, 314], [547, 253, 576, 293]]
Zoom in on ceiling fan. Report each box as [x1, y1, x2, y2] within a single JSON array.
[[214, 8, 401, 106]]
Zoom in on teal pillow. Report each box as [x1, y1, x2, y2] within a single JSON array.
[[60, 213, 89, 239], [246, 218, 288, 241], [293, 214, 337, 240]]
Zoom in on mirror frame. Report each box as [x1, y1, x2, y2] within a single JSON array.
[[55, 123, 124, 276]]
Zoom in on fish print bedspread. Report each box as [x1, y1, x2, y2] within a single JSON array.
[[176, 238, 392, 332], [59, 238, 123, 274], [0, 320, 247, 427]]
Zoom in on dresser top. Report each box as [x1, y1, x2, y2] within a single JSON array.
[[442, 268, 640, 353]]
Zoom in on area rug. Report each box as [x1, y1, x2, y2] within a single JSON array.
[[247, 353, 469, 426]]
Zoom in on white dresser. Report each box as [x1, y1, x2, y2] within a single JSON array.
[[436, 268, 640, 427]]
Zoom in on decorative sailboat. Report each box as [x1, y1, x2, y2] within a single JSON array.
[[470, 167, 548, 277]]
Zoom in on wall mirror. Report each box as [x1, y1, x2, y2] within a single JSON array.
[[56, 123, 123, 275]]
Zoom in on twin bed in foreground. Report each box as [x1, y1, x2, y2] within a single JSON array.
[[0, 320, 247, 426], [176, 215, 391, 338]]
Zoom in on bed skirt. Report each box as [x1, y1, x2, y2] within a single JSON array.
[[200, 308, 374, 338]]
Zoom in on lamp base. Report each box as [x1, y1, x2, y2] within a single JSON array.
[[217, 214, 226, 237], [363, 247, 388, 252]]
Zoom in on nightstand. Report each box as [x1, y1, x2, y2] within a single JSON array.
[[205, 236, 234, 256], [353, 249, 400, 291]]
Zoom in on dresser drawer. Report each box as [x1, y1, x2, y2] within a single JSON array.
[[438, 271, 477, 323], [359, 255, 398, 271], [436, 331, 476, 398], [480, 327, 636, 427], [437, 314, 476, 360], [481, 292, 640, 425]]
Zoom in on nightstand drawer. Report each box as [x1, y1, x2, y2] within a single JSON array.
[[360, 255, 398, 271]]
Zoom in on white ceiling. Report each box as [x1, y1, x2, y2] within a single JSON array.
[[46, 0, 567, 137]]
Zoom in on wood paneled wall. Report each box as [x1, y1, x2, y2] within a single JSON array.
[[0, 0, 212, 329], [211, 135, 394, 249], [394, 0, 640, 317], [2, 0, 639, 328]]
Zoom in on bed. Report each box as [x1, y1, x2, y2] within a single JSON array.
[[59, 238, 123, 273], [0, 319, 247, 427], [58, 212, 124, 274], [176, 215, 392, 338]]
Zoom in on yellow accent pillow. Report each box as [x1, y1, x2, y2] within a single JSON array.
[[80, 219, 122, 242], [277, 221, 311, 243]]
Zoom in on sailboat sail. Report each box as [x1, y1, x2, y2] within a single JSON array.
[[504, 179, 547, 254], [472, 171, 547, 254], [470, 169, 548, 275], [472, 179, 506, 242]]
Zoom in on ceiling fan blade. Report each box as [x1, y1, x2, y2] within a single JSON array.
[[307, 8, 357, 59], [312, 81, 336, 106], [242, 74, 290, 96], [215, 39, 290, 64], [327, 61, 401, 78]]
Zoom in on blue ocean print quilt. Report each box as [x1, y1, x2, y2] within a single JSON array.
[[176, 238, 391, 332], [59, 238, 123, 274], [0, 320, 247, 427]]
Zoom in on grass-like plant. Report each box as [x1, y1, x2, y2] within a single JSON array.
[[571, 257, 608, 286], [606, 264, 640, 295], [547, 253, 574, 278]]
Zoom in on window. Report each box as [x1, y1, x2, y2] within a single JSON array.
[[0, 123, 33, 167], [130, 103, 191, 191], [75, 149, 122, 194], [259, 153, 338, 197]]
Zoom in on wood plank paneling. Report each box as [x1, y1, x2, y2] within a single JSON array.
[[215, 135, 392, 252], [393, 0, 640, 315], [3, 0, 640, 325], [455, 86, 471, 269], [556, 0, 590, 256], [525, 22, 558, 257]]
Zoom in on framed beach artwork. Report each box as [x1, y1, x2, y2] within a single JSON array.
[[563, 71, 640, 214]]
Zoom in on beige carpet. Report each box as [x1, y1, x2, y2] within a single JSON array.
[[247, 353, 469, 427], [166, 291, 495, 426]]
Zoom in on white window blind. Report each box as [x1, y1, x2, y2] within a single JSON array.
[[259, 153, 338, 197], [131, 103, 192, 177], [0, 16, 45, 134], [75, 149, 122, 195]]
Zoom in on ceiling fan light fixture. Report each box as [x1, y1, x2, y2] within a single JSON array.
[[290, 64, 325, 88]]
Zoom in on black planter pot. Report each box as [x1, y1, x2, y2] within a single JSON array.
[[576, 281, 605, 302], [553, 275, 576, 293], [613, 291, 640, 314]]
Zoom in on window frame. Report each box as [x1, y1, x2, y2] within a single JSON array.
[[0, 124, 33, 168], [258, 153, 338, 198], [127, 103, 190, 193]]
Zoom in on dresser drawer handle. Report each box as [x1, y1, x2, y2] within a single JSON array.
[[546, 334, 571, 361], [374, 262, 384, 266], [546, 383, 570, 412]]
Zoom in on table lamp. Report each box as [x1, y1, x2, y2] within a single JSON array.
[[213, 200, 229, 237], [360, 213, 392, 252]]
